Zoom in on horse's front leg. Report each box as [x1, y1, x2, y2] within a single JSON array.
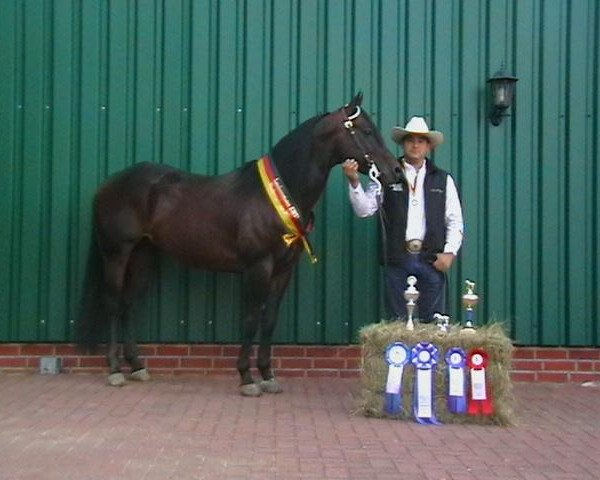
[[257, 267, 293, 394], [237, 308, 263, 396], [107, 313, 126, 386], [123, 310, 150, 382], [237, 260, 273, 397]]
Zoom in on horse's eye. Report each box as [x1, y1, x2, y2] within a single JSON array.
[[363, 128, 372, 135]]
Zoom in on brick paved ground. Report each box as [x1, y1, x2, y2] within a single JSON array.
[[0, 374, 598, 480]]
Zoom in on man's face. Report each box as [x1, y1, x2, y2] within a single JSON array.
[[402, 135, 431, 163]]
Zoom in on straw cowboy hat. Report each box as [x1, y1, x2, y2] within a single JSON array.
[[391, 116, 444, 148]]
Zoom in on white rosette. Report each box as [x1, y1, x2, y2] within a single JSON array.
[[384, 342, 409, 415]]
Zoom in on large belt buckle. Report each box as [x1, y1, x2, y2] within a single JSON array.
[[406, 239, 423, 254]]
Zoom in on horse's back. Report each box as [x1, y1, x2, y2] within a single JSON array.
[[98, 162, 190, 197], [94, 161, 272, 271], [145, 163, 275, 271]]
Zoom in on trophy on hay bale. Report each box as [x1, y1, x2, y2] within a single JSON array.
[[403, 276, 419, 331], [433, 313, 450, 333], [461, 280, 479, 333]]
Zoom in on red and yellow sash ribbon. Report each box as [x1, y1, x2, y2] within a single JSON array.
[[257, 156, 318, 264]]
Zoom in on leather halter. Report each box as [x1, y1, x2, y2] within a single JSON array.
[[342, 106, 382, 184]]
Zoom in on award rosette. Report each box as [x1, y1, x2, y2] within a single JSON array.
[[467, 348, 494, 415], [445, 347, 467, 414], [383, 342, 410, 415], [410, 342, 441, 425]]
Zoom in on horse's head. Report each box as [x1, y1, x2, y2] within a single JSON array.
[[322, 93, 402, 185]]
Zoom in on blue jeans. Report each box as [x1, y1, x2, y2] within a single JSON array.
[[383, 254, 446, 323]]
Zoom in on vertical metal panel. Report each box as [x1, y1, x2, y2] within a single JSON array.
[[538, 0, 565, 345], [0, 0, 18, 341], [591, 0, 600, 348], [565, 0, 594, 345], [485, 0, 512, 337], [0, 0, 598, 347], [513, 0, 540, 350]]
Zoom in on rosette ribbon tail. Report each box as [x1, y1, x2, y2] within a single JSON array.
[[449, 394, 468, 415], [445, 347, 468, 415], [384, 390, 402, 415], [467, 348, 494, 416], [411, 342, 442, 425], [384, 364, 404, 415], [467, 393, 494, 416], [383, 342, 410, 415], [412, 368, 441, 425]]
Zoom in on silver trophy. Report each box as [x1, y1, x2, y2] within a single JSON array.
[[403, 276, 419, 331], [462, 280, 479, 332], [433, 313, 450, 333]]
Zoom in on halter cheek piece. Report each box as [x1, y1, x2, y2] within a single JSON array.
[[343, 106, 382, 195]]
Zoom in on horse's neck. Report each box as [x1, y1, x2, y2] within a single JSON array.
[[271, 118, 334, 217], [274, 151, 331, 217], [290, 162, 330, 215]]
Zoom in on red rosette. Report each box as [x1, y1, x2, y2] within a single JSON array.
[[467, 348, 494, 416]]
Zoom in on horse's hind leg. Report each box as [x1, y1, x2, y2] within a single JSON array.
[[122, 241, 155, 381], [101, 247, 135, 387], [106, 312, 125, 386]]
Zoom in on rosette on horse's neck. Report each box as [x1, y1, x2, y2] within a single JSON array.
[[257, 155, 317, 263]]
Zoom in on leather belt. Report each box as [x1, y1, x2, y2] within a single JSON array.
[[406, 239, 423, 254]]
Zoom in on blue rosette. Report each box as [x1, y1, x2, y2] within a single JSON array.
[[383, 342, 410, 415], [411, 342, 441, 425], [445, 347, 468, 414]]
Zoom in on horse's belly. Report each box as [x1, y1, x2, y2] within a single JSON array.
[[146, 181, 269, 273], [152, 229, 243, 273], [150, 218, 242, 272]]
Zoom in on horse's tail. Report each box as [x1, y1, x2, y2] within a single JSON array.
[[76, 229, 108, 350]]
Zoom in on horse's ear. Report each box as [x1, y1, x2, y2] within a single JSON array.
[[348, 91, 363, 108]]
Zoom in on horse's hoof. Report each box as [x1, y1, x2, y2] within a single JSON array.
[[260, 378, 283, 394], [130, 368, 151, 382], [107, 372, 126, 387], [239, 383, 262, 397]]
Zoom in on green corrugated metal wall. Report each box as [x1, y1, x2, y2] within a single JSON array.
[[1, 0, 598, 347]]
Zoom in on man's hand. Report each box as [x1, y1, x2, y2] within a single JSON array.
[[342, 158, 360, 188], [433, 253, 455, 272]]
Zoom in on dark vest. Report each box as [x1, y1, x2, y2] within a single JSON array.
[[381, 159, 448, 264]]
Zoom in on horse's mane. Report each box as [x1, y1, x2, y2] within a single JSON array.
[[271, 113, 328, 166]]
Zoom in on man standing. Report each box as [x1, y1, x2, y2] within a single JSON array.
[[342, 116, 463, 322]]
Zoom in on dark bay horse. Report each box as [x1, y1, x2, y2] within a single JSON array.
[[79, 93, 401, 396]]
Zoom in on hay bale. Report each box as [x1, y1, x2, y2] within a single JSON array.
[[358, 321, 515, 426]]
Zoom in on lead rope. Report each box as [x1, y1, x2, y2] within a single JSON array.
[[345, 111, 390, 315], [369, 163, 391, 319], [368, 164, 386, 245]]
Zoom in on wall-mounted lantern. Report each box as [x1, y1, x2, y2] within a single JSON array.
[[487, 69, 518, 126]]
